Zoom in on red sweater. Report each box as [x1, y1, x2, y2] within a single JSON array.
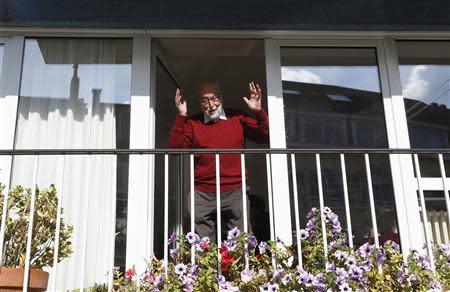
[[168, 109, 269, 192]]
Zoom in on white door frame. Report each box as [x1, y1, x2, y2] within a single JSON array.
[[125, 35, 154, 271]]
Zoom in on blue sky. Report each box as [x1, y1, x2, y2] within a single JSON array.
[[282, 64, 449, 108]]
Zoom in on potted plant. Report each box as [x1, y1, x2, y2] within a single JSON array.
[[0, 183, 73, 291]]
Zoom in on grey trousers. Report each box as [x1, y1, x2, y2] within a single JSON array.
[[188, 188, 251, 243]]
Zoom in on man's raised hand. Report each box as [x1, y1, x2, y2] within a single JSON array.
[[175, 88, 187, 116], [243, 82, 262, 112]]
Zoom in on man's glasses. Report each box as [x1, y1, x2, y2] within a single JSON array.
[[199, 96, 221, 106]]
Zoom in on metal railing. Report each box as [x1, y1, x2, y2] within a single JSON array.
[[0, 148, 449, 291]]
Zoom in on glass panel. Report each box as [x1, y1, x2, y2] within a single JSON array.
[[397, 41, 450, 177], [0, 44, 4, 84], [280, 47, 387, 148], [282, 47, 399, 248], [420, 191, 450, 245], [11, 38, 132, 288]]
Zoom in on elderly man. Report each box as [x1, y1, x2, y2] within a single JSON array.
[[168, 82, 269, 242]]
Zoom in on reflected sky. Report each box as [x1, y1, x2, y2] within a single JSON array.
[[282, 66, 381, 93], [20, 39, 132, 105], [399, 65, 450, 108]]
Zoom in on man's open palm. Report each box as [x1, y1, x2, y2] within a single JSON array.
[[175, 88, 187, 116], [243, 82, 262, 112]]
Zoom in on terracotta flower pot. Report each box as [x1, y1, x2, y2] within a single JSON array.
[[0, 267, 49, 292]]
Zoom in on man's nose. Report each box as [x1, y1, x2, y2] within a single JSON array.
[[206, 100, 216, 107]]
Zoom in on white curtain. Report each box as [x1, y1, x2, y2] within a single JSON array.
[[11, 38, 128, 290]]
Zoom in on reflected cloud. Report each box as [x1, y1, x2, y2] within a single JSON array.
[[281, 67, 322, 84], [403, 65, 430, 101]]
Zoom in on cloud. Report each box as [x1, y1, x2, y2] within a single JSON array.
[[402, 65, 429, 101], [281, 67, 322, 84]]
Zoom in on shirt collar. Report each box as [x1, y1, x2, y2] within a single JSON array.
[[204, 107, 227, 124]]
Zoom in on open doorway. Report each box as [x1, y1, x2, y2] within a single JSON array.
[[152, 38, 270, 257]]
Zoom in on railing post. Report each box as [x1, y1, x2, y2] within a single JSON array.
[[438, 154, 450, 229], [79, 155, 92, 290], [240, 154, 249, 270], [163, 154, 169, 277], [22, 155, 39, 292], [215, 154, 222, 277], [265, 153, 276, 269], [51, 155, 66, 291], [290, 153, 302, 267], [0, 177, 11, 266], [413, 154, 435, 272], [340, 154, 354, 248], [190, 154, 195, 264], [364, 154, 380, 249], [315, 154, 328, 267]]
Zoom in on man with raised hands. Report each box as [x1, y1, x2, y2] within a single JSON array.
[[168, 81, 269, 242]]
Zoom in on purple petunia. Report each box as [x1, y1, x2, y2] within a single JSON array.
[[339, 282, 351, 291], [345, 257, 356, 267], [241, 268, 253, 282], [376, 250, 386, 266], [418, 254, 432, 271], [299, 229, 309, 240], [248, 235, 258, 248], [334, 250, 348, 261], [348, 266, 363, 281], [297, 271, 314, 287], [224, 239, 238, 251], [154, 275, 164, 287], [169, 248, 177, 259], [186, 232, 200, 244], [313, 273, 325, 288], [273, 268, 283, 280], [259, 241, 268, 254], [259, 283, 270, 291], [336, 267, 347, 279], [227, 227, 240, 240], [307, 207, 318, 219], [175, 263, 186, 276], [357, 243, 373, 258], [168, 232, 177, 245], [440, 243, 450, 256], [281, 274, 292, 285]]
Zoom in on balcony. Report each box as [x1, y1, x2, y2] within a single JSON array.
[[0, 148, 449, 290]]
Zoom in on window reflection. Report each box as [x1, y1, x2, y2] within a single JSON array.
[[13, 38, 132, 285], [281, 47, 387, 148], [419, 191, 450, 245], [282, 47, 398, 248], [398, 41, 450, 177], [0, 45, 4, 87]]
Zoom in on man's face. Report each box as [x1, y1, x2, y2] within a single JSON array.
[[199, 92, 223, 120]]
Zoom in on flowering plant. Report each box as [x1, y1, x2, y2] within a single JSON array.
[[110, 207, 450, 291], [0, 183, 73, 269]]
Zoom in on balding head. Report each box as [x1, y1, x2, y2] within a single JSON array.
[[198, 82, 223, 99]]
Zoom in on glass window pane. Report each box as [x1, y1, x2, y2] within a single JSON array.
[[0, 44, 4, 84], [282, 48, 399, 248], [398, 41, 450, 177], [281, 47, 387, 148], [11, 38, 132, 288], [419, 191, 450, 245]]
